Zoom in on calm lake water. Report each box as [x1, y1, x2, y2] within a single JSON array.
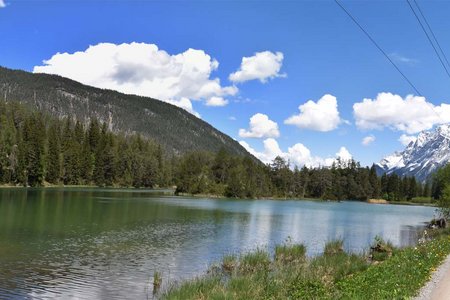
[[0, 188, 436, 299]]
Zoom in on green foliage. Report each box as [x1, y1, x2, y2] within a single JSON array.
[[370, 235, 394, 262], [0, 101, 165, 187], [221, 254, 238, 274], [323, 240, 344, 256], [379, 171, 425, 202], [164, 234, 450, 300], [274, 243, 306, 264], [439, 185, 450, 218], [163, 241, 368, 300], [239, 249, 271, 275], [0, 66, 250, 158], [338, 235, 450, 299], [290, 280, 330, 300], [433, 164, 450, 218], [0, 99, 433, 200], [153, 271, 162, 293]]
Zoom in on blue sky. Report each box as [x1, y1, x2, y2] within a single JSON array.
[[2, 0, 450, 166]]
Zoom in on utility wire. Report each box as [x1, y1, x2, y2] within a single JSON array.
[[409, 0, 449, 124], [406, 0, 450, 80], [334, 0, 422, 96], [413, 0, 450, 71], [335, 0, 447, 124]]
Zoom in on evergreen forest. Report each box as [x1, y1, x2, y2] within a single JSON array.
[[0, 100, 440, 202]]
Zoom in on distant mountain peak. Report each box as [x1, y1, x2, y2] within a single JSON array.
[[376, 124, 450, 182]]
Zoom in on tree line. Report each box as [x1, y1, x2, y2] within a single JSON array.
[[432, 164, 450, 217], [174, 152, 429, 201], [0, 100, 438, 202], [0, 101, 171, 187]]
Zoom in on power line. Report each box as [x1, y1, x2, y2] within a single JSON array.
[[406, 0, 450, 80], [413, 0, 450, 71], [334, 0, 422, 96], [335, 0, 446, 125]]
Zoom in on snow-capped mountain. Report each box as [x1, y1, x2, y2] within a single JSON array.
[[376, 124, 450, 182]]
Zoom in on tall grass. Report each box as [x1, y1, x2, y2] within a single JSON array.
[[163, 230, 450, 300], [163, 240, 369, 299]]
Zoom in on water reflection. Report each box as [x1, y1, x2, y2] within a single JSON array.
[[0, 188, 435, 299]]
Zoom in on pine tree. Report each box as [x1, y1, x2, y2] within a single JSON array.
[[46, 122, 61, 184], [369, 165, 381, 199], [23, 115, 45, 186]]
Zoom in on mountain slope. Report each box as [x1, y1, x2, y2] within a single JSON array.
[[376, 124, 450, 182], [0, 66, 251, 157]]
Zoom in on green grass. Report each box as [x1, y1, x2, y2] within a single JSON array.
[[153, 271, 162, 293], [390, 197, 437, 206], [274, 243, 306, 264], [238, 249, 271, 275], [338, 235, 450, 299], [323, 239, 344, 256], [162, 230, 450, 300]]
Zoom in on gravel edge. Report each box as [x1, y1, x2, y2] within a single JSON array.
[[414, 254, 450, 300]]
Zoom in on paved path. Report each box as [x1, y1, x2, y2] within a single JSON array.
[[415, 255, 450, 300]]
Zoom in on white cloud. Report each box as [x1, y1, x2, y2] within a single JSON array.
[[205, 96, 228, 107], [284, 94, 342, 131], [389, 53, 418, 65], [239, 139, 352, 168], [239, 113, 280, 138], [33, 42, 238, 116], [0, 0, 5, 8], [353, 92, 450, 134], [229, 116, 237, 121], [362, 135, 375, 146], [398, 134, 417, 146], [229, 51, 285, 83], [336, 146, 352, 161]]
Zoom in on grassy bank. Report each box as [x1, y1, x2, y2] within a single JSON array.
[[162, 229, 450, 300]]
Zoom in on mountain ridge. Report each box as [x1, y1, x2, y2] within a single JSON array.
[[376, 124, 450, 182], [0, 66, 252, 158]]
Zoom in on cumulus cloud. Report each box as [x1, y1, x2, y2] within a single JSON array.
[[353, 92, 450, 134], [239, 113, 280, 138], [239, 139, 352, 168], [229, 51, 285, 83], [206, 96, 228, 107], [284, 94, 342, 131], [399, 134, 417, 146], [362, 135, 375, 146], [33, 42, 238, 116], [336, 146, 352, 161], [0, 0, 5, 8]]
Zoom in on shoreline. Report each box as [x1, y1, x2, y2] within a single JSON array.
[[175, 193, 437, 207], [0, 185, 436, 207], [162, 229, 450, 299]]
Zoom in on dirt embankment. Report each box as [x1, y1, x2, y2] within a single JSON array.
[[367, 199, 389, 204]]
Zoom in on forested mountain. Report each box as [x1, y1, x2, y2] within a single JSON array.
[[0, 66, 251, 157], [376, 124, 450, 182]]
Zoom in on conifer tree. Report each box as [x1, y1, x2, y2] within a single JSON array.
[[46, 122, 61, 184]]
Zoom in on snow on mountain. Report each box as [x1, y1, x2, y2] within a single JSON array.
[[376, 124, 450, 182]]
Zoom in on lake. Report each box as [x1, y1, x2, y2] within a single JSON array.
[[0, 188, 436, 299]]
